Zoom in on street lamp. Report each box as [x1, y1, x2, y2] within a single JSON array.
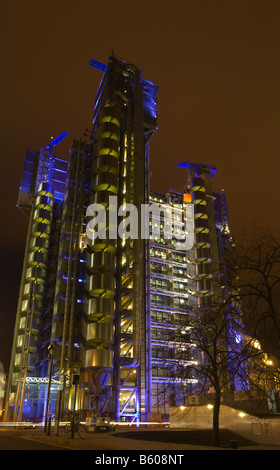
[[44, 344, 54, 433], [71, 373, 80, 438]]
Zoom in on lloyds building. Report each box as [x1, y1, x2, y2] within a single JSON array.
[[4, 56, 240, 423]]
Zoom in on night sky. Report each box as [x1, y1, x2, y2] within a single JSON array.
[[1, 0, 280, 371]]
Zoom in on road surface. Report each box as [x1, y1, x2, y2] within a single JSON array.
[[0, 430, 69, 450]]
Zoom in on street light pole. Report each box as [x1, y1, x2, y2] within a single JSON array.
[[71, 374, 79, 439], [44, 344, 54, 433]]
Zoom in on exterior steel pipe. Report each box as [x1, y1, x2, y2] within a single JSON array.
[[60, 142, 82, 373]]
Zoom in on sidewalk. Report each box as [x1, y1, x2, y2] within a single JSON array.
[[23, 428, 222, 450], [22, 428, 280, 451]]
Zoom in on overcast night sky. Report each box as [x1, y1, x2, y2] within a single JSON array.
[[1, 0, 280, 371]]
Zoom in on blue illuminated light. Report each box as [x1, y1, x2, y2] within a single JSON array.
[[235, 333, 242, 344], [45, 131, 69, 149], [177, 162, 217, 178], [88, 59, 107, 72]]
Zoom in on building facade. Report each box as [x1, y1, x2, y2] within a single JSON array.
[[4, 56, 241, 422]]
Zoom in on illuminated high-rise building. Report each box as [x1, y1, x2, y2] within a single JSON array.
[[4, 56, 241, 422]]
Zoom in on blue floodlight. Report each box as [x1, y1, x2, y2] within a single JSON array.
[[177, 162, 217, 178], [88, 59, 107, 72], [45, 131, 69, 150]]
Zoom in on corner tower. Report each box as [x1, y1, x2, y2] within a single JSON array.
[[84, 56, 158, 421]]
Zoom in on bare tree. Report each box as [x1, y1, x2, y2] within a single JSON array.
[[175, 286, 247, 447], [161, 227, 280, 447], [237, 226, 280, 358], [239, 334, 280, 414]]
